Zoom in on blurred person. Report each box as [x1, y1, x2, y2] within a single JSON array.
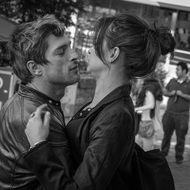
[[24, 13, 175, 190], [130, 78, 144, 105], [135, 74, 163, 151], [161, 61, 190, 164], [0, 15, 79, 189], [131, 78, 144, 133]]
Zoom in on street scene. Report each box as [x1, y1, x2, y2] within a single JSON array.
[[0, 0, 190, 190]]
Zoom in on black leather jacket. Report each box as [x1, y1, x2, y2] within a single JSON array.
[[24, 85, 136, 190], [0, 84, 70, 190]]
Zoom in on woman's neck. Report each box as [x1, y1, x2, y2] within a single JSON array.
[[89, 69, 129, 108]]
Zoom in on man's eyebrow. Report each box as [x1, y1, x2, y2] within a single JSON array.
[[55, 41, 71, 51], [56, 44, 68, 51]]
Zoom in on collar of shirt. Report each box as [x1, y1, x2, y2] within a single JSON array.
[[177, 77, 188, 84]]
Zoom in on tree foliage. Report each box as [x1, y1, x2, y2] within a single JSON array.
[[0, 0, 85, 67], [0, 0, 84, 26]]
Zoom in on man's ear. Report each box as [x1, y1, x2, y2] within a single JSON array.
[[110, 47, 120, 63], [26, 60, 43, 76]]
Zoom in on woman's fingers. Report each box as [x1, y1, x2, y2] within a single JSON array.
[[34, 104, 47, 118], [43, 111, 50, 129], [25, 105, 50, 147]]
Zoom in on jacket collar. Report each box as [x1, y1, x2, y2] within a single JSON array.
[[177, 76, 189, 84], [18, 84, 61, 107], [77, 83, 132, 116]]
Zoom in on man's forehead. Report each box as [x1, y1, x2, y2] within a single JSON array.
[[46, 34, 70, 48], [47, 34, 70, 44]]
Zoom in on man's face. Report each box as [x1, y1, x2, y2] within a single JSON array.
[[43, 34, 79, 86], [176, 65, 185, 79]]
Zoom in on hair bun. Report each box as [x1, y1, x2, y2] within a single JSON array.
[[157, 28, 176, 55]]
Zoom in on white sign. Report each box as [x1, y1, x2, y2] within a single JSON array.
[[0, 77, 3, 89], [0, 101, 2, 110]]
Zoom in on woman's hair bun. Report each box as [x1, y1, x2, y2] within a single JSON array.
[[157, 27, 176, 56]]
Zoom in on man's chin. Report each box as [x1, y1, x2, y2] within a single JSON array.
[[68, 76, 80, 86], [75, 75, 80, 82]]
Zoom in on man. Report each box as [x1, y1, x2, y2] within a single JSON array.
[[161, 61, 190, 164], [0, 15, 79, 189]]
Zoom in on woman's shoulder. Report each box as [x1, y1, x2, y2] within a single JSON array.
[[90, 99, 135, 132], [101, 97, 134, 117]]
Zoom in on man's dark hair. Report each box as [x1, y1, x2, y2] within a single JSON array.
[[8, 15, 65, 84], [177, 61, 188, 73]]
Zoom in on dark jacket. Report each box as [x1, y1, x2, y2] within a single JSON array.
[[0, 84, 70, 190], [24, 84, 136, 190]]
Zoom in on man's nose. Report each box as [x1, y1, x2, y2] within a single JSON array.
[[71, 49, 78, 59]]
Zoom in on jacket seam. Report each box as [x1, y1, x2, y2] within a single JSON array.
[[0, 95, 17, 121]]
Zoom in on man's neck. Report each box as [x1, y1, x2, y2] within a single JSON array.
[[27, 82, 66, 101]]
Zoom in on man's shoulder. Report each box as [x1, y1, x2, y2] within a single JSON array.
[[1, 93, 38, 125], [169, 78, 177, 83], [0, 93, 33, 152], [1, 93, 19, 116], [166, 78, 177, 87]]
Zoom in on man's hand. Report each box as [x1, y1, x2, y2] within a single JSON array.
[[162, 88, 176, 97], [176, 90, 183, 96], [25, 104, 51, 147], [170, 90, 176, 96]]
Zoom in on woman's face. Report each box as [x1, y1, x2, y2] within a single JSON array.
[[85, 46, 107, 75]]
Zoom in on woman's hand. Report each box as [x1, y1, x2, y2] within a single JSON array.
[[25, 104, 51, 147]]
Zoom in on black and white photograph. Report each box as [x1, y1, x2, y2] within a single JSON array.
[[0, 0, 190, 190]]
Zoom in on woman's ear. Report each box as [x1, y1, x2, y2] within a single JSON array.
[[110, 47, 120, 63], [26, 60, 43, 76]]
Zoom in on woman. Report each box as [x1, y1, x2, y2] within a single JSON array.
[[135, 75, 163, 151], [24, 13, 175, 190]]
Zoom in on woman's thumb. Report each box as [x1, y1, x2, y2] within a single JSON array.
[[43, 111, 51, 128]]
